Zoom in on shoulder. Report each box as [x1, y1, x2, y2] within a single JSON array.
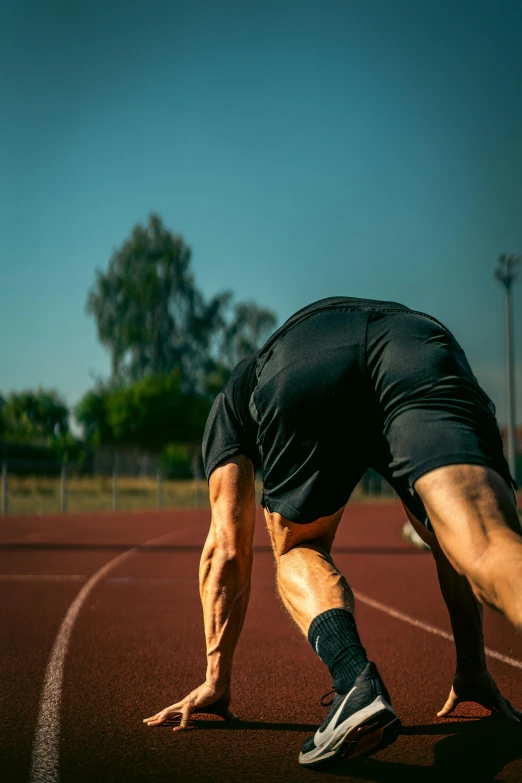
[[222, 354, 258, 409]]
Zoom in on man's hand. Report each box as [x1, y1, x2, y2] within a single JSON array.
[[143, 682, 239, 731], [438, 667, 522, 723]]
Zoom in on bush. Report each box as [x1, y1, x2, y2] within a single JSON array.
[[160, 442, 194, 479], [0, 441, 60, 475], [50, 435, 93, 471]]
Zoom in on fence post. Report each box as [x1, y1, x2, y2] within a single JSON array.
[[61, 464, 68, 514], [192, 450, 202, 508], [1, 462, 7, 516], [113, 453, 119, 511], [194, 476, 200, 508], [157, 469, 163, 509]]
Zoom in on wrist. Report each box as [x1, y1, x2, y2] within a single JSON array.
[[456, 653, 487, 675], [206, 654, 231, 689]]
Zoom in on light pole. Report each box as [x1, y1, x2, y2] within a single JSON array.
[[494, 253, 520, 479]]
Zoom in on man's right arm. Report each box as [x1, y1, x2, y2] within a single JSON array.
[[143, 455, 255, 730], [200, 455, 256, 690]]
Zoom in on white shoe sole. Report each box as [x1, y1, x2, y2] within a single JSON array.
[[298, 695, 401, 767]]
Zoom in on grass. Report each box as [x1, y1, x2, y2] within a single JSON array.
[[2, 475, 211, 515], [3, 471, 519, 518], [1, 474, 398, 516]]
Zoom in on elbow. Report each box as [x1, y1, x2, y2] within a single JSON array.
[[199, 542, 253, 597], [208, 526, 253, 564], [214, 542, 253, 564], [200, 539, 252, 571]]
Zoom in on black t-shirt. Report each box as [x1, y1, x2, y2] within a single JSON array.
[[202, 296, 410, 479], [202, 354, 260, 478]]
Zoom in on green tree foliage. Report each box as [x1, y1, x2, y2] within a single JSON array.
[[220, 301, 277, 368], [0, 389, 89, 467], [86, 214, 276, 392], [160, 442, 194, 479], [81, 214, 277, 454], [0, 389, 69, 442], [75, 371, 210, 450], [50, 433, 90, 466], [74, 389, 113, 445]]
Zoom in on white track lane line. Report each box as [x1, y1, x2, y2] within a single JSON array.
[[0, 575, 86, 582], [29, 525, 204, 783], [353, 590, 522, 670]]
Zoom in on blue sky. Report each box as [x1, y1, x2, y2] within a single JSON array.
[[1, 0, 522, 422]]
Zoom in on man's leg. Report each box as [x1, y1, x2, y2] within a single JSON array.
[[414, 464, 522, 628], [265, 505, 371, 690], [264, 505, 401, 766], [264, 505, 353, 632]]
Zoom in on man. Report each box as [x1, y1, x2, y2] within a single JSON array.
[[144, 296, 522, 767]]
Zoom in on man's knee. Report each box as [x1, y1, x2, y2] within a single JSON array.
[[278, 540, 335, 568], [264, 507, 344, 559], [268, 526, 333, 562]]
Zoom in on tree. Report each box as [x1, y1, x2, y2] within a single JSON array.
[[74, 388, 113, 446], [86, 214, 277, 392], [75, 371, 210, 450], [0, 389, 69, 442], [220, 301, 277, 367], [50, 433, 90, 466], [87, 214, 228, 391]]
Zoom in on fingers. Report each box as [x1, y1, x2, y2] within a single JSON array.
[[143, 701, 198, 730], [437, 687, 460, 717], [143, 702, 183, 726], [142, 712, 163, 725], [143, 711, 173, 726], [474, 679, 522, 723], [507, 701, 522, 722], [172, 703, 193, 733], [496, 698, 521, 724], [436, 683, 522, 724], [143, 690, 237, 730]]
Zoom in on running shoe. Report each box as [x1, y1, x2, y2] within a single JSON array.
[[402, 520, 431, 551], [298, 661, 401, 767]]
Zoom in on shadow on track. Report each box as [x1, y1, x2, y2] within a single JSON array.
[[317, 714, 522, 782], [158, 717, 319, 732], [147, 714, 522, 780], [156, 713, 522, 780]]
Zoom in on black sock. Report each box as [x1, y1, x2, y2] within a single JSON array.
[[308, 608, 368, 694]]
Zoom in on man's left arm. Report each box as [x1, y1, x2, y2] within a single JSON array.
[[403, 505, 522, 722]]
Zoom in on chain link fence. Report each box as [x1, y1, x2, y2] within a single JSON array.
[[0, 456, 211, 515], [0, 458, 396, 516]]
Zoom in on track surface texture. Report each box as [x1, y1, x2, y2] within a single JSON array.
[[2, 504, 522, 783]]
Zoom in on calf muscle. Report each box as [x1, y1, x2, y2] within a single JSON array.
[[264, 506, 351, 635]]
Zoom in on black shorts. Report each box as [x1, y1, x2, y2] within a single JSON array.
[[250, 306, 513, 524]]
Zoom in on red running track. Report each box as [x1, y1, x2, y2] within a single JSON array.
[[2, 504, 522, 783]]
